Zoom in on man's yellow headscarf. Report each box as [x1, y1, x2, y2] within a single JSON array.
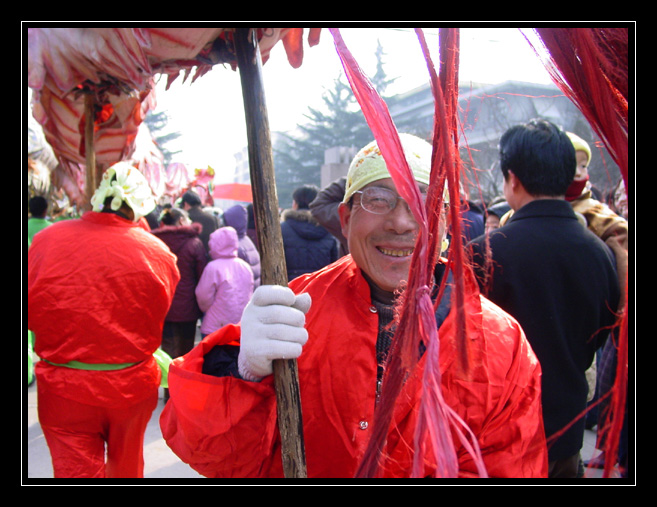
[[342, 133, 433, 204]]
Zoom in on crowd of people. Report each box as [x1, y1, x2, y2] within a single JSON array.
[[27, 119, 629, 480]]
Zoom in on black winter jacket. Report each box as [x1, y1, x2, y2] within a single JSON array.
[[280, 208, 339, 281], [468, 199, 620, 461]]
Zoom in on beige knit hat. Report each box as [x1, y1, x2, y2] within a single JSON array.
[[566, 132, 592, 162]]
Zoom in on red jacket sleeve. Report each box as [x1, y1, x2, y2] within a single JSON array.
[[159, 326, 282, 478]]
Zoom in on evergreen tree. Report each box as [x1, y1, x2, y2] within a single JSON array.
[[273, 40, 396, 209], [144, 110, 182, 167]]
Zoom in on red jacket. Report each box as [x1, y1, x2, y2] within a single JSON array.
[[151, 222, 207, 322], [160, 255, 547, 478], [28, 211, 180, 408]]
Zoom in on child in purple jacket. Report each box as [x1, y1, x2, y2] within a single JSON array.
[[195, 226, 255, 337]]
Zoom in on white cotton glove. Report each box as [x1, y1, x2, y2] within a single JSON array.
[[237, 285, 312, 382]]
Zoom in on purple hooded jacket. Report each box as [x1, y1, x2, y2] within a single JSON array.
[[222, 205, 261, 287], [195, 226, 254, 336]]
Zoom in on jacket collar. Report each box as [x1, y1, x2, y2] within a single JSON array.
[[82, 210, 136, 227], [509, 199, 577, 222]]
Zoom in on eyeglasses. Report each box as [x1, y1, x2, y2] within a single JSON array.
[[353, 186, 428, 215]]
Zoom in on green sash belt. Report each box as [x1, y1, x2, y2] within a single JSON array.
[[42, 348, 172, 388], [43, 359, 138, 370]]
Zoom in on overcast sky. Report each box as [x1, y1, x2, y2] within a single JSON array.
[[151, 27, 554, 183]]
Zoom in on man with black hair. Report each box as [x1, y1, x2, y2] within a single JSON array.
[[468, 119, 620, 478], [181, 190, 219, 255], [27, 195, 52, 246]]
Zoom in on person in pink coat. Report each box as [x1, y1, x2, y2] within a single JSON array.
[[195, 226, 255, 337]]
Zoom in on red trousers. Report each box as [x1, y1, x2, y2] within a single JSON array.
[[37, 386, 158, 478]]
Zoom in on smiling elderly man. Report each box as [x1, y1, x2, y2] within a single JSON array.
[[160, 134, 548, 479]]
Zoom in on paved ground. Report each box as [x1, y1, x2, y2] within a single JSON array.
[[24, 366, 619, 482]]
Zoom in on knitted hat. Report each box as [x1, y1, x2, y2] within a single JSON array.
[[566, 132, 592, 162], [342, 133, 432, 204], [90, 162, 156, 221]]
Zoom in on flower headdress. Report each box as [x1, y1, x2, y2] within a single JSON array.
[[90, 162, 156, 221]]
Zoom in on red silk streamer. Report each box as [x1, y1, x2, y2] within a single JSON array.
[[417, 29, 470, 372], [528, 28, 628, 187], [526, 27, 629, 479], [330, 27, 486, 478], [413, 27, 487, 479]]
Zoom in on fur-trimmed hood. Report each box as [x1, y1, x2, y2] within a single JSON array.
[[281, 208, 320, 225], [281, 208, 328, 240], [151, 222, 203, 253]]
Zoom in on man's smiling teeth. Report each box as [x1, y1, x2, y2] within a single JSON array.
[[378, 247, 414, 257]]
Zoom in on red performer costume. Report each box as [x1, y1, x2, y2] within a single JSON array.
[[28, 163, 180, 478]]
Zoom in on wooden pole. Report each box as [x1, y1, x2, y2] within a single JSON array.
[[84, 92, 97, 211], [233, 27, 307, 479]]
